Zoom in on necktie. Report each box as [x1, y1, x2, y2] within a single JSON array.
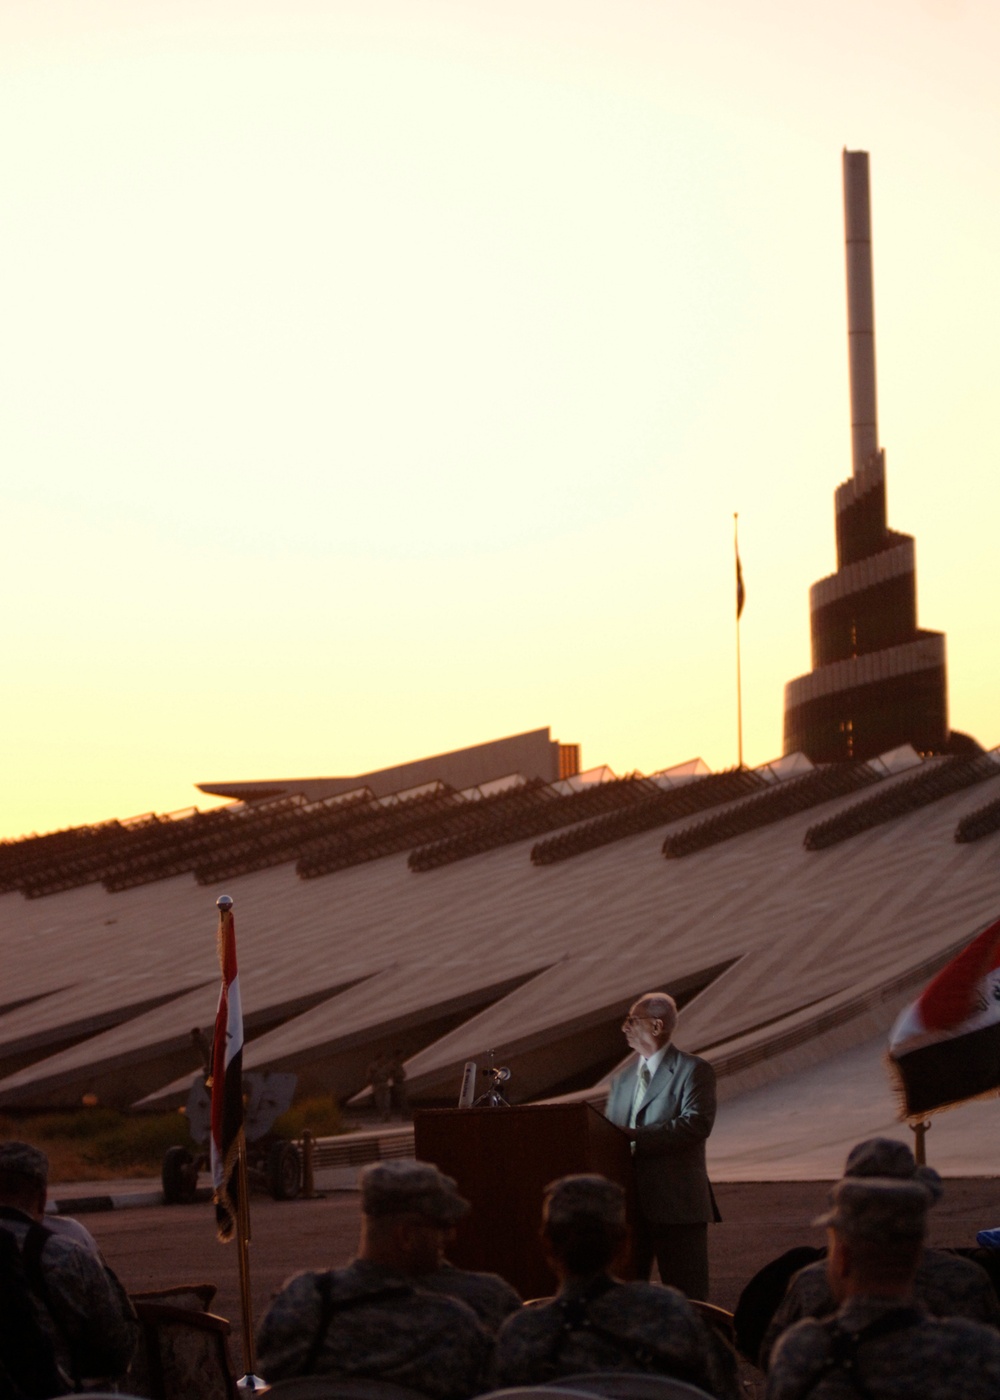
[[629, 1063, 651, 1128]]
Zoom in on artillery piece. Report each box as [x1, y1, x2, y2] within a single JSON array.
[[161, 1071, 302, 1204]]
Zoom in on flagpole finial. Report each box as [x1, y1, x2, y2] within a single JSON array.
[[217, 894, 234, 912]]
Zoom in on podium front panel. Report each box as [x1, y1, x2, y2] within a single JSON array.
[[413, 1103, 633, 1299]]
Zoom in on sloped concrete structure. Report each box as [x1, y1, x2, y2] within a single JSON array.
[[1, 742, 998, 1182]]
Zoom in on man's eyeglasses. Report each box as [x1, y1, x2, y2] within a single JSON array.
[[622, 1015, 658, 1027]]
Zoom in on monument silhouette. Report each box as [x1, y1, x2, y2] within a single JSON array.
[[783, 151, 954, 763]]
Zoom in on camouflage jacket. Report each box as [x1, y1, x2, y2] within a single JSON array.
[[493, 1273, 738, 1399], [762, 1246, 1000, 1368], [256, 1257, 493, 1399], [0, 1207, 138, 1387], [766, 1294, 1000, 1400], [417, 1262, 521, 1333]]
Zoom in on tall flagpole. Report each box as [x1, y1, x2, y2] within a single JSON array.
[[235, 1132, 258, 1386], [734, 513, 745, 768], [213, 893, 263, 1391]]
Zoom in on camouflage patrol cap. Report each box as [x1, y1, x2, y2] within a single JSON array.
[[843, 1136, 943, 1203], [543, 1174, 626, 1228], [816, 1177, 930, 1242], [361, 1160, 469, 1223], [0, 1140, 49, 1187]]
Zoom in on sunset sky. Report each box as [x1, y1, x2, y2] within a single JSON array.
[[2, 0, 997, 841]]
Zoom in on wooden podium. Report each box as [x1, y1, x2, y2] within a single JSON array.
[[413, 1102, 635, 1299]]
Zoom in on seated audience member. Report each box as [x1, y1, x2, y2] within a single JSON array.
[[256, 1160, 493, 1397], [493, 1173, 737, 1399], [766, 1177, 1000, 1400], [760, 1137, 999, 1368], [416, 1256, 520, 1334], [0, 1140, 139, 1395]]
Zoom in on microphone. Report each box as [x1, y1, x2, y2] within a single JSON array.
[[458, 1061, 477, 1108]]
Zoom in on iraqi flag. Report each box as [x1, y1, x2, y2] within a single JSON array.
[[888, 914, 1000, 1117], [210, 897, 244, 1242]]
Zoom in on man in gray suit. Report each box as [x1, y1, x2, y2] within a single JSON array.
[[605, 991, 719, 1300]]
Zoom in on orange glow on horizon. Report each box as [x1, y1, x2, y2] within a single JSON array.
[[0, 0, 997, 841]]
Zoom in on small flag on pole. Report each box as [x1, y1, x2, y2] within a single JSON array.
[[210, 895, 244, 1242], [736, 547, 745, 620], [888, 915, 1000, 1117]]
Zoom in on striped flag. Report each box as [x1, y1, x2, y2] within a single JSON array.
[[888, 915, 1000, 1117], [210, 897, 244, 1242], [736, 545, 745, 620]]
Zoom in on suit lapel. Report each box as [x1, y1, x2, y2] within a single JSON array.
[[636, 1043, 679, 1120]]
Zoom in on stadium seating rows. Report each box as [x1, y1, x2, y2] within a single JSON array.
[[407, 776, 660, 872], [301, 777, 657, 877], [954, 792, 1000, 844], [804, 753, 1000, 851], [0, 772, 704, 894], [104, 796, 314, 892], [529, 768, 765, 866], [663, 763, 881, 859], [0, 789, 381, 898], [8, 751, 991, 898], [296, 785, 480, 878]]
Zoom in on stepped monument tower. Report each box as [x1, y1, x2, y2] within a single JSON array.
[[783, 150, 949, 763]]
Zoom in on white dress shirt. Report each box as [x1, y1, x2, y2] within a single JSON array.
[[629, 1043, 670, 1127]]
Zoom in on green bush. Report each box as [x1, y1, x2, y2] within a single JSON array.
[[273, 1095, 343, 1139], [0, 1094, 344, 1183], [79, 1114, 190, 1171], [0, 1109, 188, 1179], [29, 1108, 122, 1140]]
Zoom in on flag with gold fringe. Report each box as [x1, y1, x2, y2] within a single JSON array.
[[210, 898, 244, 1242], [888, 914, 1000, 1117]]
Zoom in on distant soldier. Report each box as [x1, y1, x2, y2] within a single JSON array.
[[387, 1048, 410, 1119], [0, 1141, 138, 1395], [760, 1138, 1000, 1368], [766, 1177, 1000, 1400], [256, 1160, 494, 1398], [494, 1173, 737, 1398], [366, 1053, 392, 1122], [190, 1025, 212, 1079]]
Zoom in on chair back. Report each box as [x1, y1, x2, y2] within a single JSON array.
[[689, 1301, 736, 1348], [265, 1379, 434, 1400], [550, 1373, 715, 1400], [479, 1389, 599, 1400], [129, 1300, 237, 1400], [131, 1283, 218, 1312]]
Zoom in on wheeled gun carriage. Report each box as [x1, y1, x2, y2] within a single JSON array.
[[161, 1071, 302, 1204]]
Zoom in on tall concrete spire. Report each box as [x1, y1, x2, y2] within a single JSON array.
[[843, 150, 880, 477], [782, 151, 948, 763]]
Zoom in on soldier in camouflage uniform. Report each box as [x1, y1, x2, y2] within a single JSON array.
[[366, 1054, 392, 1121], [0, 1140, 138, 1392], [766, 1177, 1000, 1400], [416, 1259, 520, 1333], [761, 1137, 1000, 1368], [256, 1160, 494, 1397], [494, 1174, 737, 1398]]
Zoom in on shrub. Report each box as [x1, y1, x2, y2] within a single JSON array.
[[0, 1109, 188, 1181], [28, 1108, 121, 1140], [273, 1095, 343, 1139], [78, 1114, 190, 1172]]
